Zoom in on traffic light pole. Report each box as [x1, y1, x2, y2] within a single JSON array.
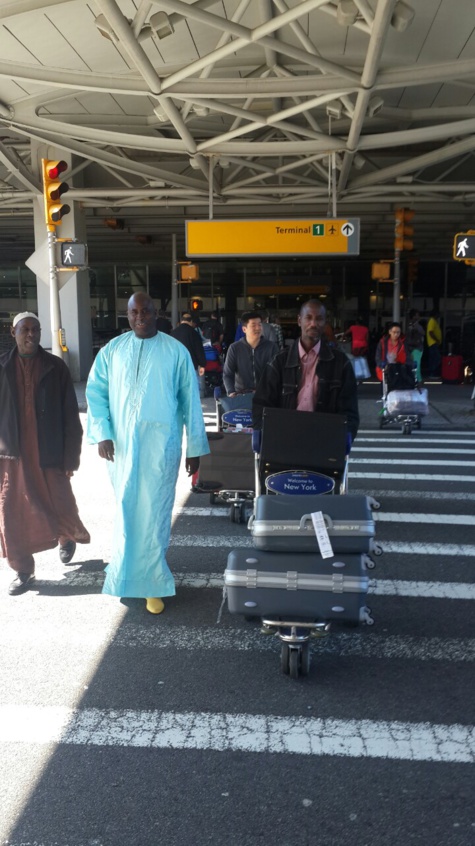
[[47, 229, 64, 360], [392, 247, 401, 322]]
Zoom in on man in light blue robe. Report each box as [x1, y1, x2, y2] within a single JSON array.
[[86, 292, 209, 614]]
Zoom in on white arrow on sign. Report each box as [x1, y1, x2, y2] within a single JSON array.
[[341, 222, 354, 237]]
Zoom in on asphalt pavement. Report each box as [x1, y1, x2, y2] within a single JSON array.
[[1, 377, 474, 846]]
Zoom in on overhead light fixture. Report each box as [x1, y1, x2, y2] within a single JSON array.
[[189, 157, 201, 170], [193, 105, 209, 117], [153, 105, 168, 123], [326, 101, 342, 120], [219, 157, 230, 169], [149, 11, 174, 39], [0, 100, 13, 118], [95, 14, 121, 43], [391, 1, 415, 32], [368, 97, 384, 117], [336, 0, 358, 27], [396, 175, 414, 183], [353, 152, 366, 170]]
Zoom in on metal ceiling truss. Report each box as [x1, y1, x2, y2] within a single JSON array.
[[0, 0, 473, 259]]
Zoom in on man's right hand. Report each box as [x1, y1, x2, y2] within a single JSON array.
[[98, 439, 115, 462]]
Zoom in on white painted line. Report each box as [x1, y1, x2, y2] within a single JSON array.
[[0, 706, 473, 762], [374, 512, 475, 526], [169, 536, 475, 556], [25, 571, 475, 600], [350, 473, 475, 482], [351, 489, 475, 501], [355, 436, 475, 444], [352, 447, 474, 454], [350, 458, 475, 467], [1, 622, 473, 662], [176, 506, 475, 527], [356, 430, 475, 437]]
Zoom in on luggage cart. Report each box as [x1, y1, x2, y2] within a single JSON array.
[[378, 363, 428, 435], [196, 390, 255, 523], [223, 407, 380, 678]]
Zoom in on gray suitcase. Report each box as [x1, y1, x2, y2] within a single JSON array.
[[225, 548, 370, 624], [250, 494, 375, 554]]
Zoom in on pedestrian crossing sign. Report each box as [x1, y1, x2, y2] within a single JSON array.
[[453, 231, 475, 263]]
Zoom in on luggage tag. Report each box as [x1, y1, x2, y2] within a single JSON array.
[[310, 511, 334, 559]]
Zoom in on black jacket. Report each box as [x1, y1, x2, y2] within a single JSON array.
[[223, 337, 279, 395], [252, 338, 359, 439], [171, 323, 206, 369], [0, 345, 83, 470]]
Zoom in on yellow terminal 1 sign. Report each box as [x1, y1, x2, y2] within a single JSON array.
[[186, 218, 360, 257]]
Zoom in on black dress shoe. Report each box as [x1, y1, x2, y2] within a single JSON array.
[[8, 573, 35, 596], [59, 540, 76, 564]]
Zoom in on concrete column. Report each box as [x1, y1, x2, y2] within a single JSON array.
[[30, 141, 93, 381]]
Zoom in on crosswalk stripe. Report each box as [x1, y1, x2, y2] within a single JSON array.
[[20, 572, 475, 600], [355, 437, 475, 444], [176, 507, 475, 526], [352, 447, 473, 454], [351, 489, 475, 501], [350, 458, 475, 467], [0, 705, 473, 763], [350, 473, 475, 482], [168, 536, 475, 556], [0, 621, 472, 662]]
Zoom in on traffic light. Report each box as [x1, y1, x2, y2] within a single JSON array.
[[407, 258, 419, 285], [394, 208, 414, 251], [190, 297, 203, 312], [42, 159, 70, 231], [453, 232, 475, 262]]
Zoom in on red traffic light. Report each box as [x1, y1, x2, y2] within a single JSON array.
[[45, 160, 68, 179], [42, 159, 70, 230], [190, 297, 203, 311]]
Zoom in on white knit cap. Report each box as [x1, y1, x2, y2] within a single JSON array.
[[12, 311, 39, 328]]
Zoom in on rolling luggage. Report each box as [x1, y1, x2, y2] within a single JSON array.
[[385, 388, 429, 416], [441, 354, 464, 384], [250, 494, 375, 554], [225, 548, 370, 624]]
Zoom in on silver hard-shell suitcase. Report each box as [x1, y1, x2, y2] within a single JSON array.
[[225, 548, 371, 625], [250, 494, 377, 554]]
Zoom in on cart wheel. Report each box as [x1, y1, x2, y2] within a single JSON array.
[[300, 641, 310, 677], [280, 642, 290, 675], [378, 416, 385, 429], [372, 542, 384, 557], [402, 422, 411, 435], [289, 648, 300, 680], [230, 504, 239, 523], [209, 492, 217, 505], [416, 416, 422, 429]]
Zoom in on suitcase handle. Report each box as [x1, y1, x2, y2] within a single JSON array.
[[300, 513, 333, 530]]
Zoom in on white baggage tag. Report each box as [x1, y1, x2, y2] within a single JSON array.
[[311, 511, 334, 559]]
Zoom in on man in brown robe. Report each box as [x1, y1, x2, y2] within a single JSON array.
[[0, 312, 90, 596]]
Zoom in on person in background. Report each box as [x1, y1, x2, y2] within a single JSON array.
[[269, 313, 285, 351], [202, 311, 224, 345], [156, 309, 172, 334], [375, 322, 408, 382], [323, 320, 336, 346], [224, 311, 278, 396], [259, 309, 278, 345], [0, 312, 90, 596], [171, 312, 206, 380], [253, 299, 359, 441], [405, 309, 425, 383], [86, 292, 209, 616], [426, 309, 442, 378], [345, 318, 369, 356]]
